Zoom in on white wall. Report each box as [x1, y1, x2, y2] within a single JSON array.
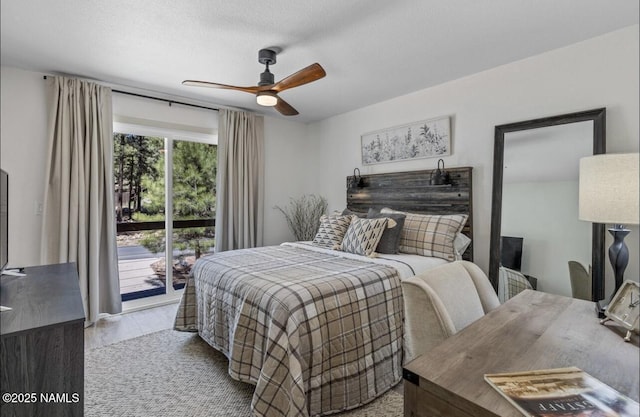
[[0, 66, 309, 267], [307, 25, 640, 294], [112, 93, 218, 140], [502, 181, 591, 297], [0, 67, 48, 269], [263, 117, 316, 245]]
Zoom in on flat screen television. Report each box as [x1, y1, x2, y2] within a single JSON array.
[[500, 236, 523, 271], [1, 169, 7, 272]]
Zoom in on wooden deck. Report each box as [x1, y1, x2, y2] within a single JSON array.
[[119, 257, 164, 295]]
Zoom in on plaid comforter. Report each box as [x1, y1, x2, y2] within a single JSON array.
[[174, 244, 404, 417]]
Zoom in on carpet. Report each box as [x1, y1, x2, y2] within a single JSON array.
[[85, 329, 404, 417]]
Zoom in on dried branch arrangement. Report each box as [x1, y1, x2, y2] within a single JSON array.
[[275, 194, 328, 241]]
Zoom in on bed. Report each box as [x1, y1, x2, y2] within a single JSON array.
[[174, 167, 473, 417]]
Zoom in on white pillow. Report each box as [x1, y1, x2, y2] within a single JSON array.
[[454, 233, 472, 260]]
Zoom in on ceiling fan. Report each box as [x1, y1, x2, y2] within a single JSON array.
[[182, 48, 326, 116]]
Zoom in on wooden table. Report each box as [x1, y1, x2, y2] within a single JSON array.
[[403, 290, 640, 417]]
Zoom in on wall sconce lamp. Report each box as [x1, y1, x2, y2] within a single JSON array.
[[430, 159, 451, 185], [351, 168, 364, 188], [579, 152, 639, 315]]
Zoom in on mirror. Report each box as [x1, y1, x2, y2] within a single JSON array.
[[489, 108, 606, 301]]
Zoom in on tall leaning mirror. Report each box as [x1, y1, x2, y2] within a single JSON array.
[[489, 108, 606, 302]]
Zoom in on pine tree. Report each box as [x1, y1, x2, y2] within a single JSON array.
[[137, 140, 217, 258], [171, 141, 217, 259], [113, 134, 163, 221]]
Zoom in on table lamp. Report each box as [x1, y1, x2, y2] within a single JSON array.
[[579, 152, 639, 315]]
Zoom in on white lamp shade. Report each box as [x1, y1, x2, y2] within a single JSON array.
[[579, 153, 639, 225]]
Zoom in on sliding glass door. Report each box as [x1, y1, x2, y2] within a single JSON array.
[[114, 133, 216, 302], [115, 134, 166, 300]]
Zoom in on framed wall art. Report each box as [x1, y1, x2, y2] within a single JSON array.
[[361, 116, 451, 165]]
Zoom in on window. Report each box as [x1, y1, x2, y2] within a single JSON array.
[[113, 120, 217, 303]]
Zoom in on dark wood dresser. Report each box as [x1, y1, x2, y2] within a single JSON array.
[[1, 263, 85, 417]]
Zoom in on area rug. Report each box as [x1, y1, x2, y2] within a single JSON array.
[[85, 329, 403, 417]]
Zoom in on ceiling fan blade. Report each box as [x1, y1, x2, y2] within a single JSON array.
[[274, 96, 299, 116], [272, 63, 326, 93], [182, 80, 260, 94]]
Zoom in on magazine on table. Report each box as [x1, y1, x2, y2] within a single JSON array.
[[484, 367, 639, 417]]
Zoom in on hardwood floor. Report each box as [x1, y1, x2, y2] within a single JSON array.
[[84, 302, 179, 350]]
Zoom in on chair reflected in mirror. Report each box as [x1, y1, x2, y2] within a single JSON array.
[[498, 266, 533, 303], [568, 260, 592, 301]]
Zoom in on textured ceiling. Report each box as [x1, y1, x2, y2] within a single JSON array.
[[1, 0, 638, 123]]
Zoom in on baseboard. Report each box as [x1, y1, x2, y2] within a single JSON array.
[[122, 292, 183, 314]]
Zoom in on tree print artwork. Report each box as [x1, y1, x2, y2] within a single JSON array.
[[361, 116, 451, 165]]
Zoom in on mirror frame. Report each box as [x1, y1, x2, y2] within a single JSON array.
[[489, 108, 606, 301]]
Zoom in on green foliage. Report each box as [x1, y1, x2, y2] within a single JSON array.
[[173, 227, 215, 259], [139, 231, 165, 254], [114, 133, 217, 259], [140, 157, 165, 216], [113, 134, 164, 220], [170, 141, 216, 257], [275, 194, 328, 241], [132, 213, 164, 222], [172, 141, 216, 219]]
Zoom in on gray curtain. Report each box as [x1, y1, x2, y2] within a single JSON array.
[[41, 76, 121, 323], [215, 109, 265, 251]]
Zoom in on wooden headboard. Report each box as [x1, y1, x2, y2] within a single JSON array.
[[346, 167, 473, 261]]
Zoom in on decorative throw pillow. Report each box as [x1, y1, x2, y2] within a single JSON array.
[[381, 208, 467, 261], [341, 208, 367, 218], [340, 217, 389, 257], [312, 214, 354, 249], [367, 208, 406, 254]]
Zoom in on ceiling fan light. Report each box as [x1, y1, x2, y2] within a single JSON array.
[[256, 91, 278, 107]]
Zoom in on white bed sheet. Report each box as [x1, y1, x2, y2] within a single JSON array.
[[282, 241, 448, 279]]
